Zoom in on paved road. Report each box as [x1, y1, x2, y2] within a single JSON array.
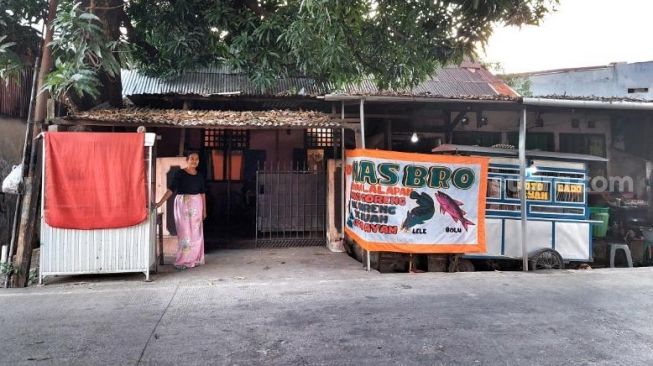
[[1, 249, 653, 365]]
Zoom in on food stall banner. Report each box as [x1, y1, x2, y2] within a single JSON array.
[[345, 149, 489, 253], [44, 132, 147, 229]]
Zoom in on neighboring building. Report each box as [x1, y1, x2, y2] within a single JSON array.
[[520, 61, 653, 100], [513, 61, 653, 201], [0, 68, 32, 250]]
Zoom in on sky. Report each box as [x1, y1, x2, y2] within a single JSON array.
[[481, 0, 653, 74]]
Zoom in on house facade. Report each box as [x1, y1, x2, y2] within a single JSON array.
[[53, 63, 522, 253], [47, 62, 653, 266]]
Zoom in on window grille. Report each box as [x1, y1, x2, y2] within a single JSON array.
[[204, 129, 249, 149], [203, 129, 249, 181], [305, 128, 339, 148]]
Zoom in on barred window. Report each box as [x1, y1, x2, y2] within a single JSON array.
[[204, 129, 249, 149], [203, 129, 249, 181], [305, 128, 339, 148]]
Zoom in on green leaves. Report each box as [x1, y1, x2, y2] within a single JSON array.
[[45, 1, 126, 102], [0, 0, 46, 79], [43, 60, 102, 100], [3, 0, 556, 103], [0, 35, 21, 79], [124, 0, 556, 91]]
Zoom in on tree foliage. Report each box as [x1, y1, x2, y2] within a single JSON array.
[[127, 0, 557, 90], [43, 1, 126, 101], [0, 0, 47, 78], [483, 61, 533, 97], [2, 0, 557, 106]]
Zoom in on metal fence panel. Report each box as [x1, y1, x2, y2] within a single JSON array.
[[256, 163, 326, 247]]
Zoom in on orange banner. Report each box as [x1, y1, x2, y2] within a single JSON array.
[[344, 149, 489, 254]]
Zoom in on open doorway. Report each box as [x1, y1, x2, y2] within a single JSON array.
[[193, 128, 341, 248]]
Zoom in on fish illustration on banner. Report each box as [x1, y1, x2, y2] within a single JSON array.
[[435, 191, 475, 231], [400, 192, 435, 232], [344, 149, 489, 254]]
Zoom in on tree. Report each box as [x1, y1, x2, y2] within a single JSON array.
[[482, 61, 533, 97], [3, 0, 557, 109], [0, 0, 47, 78]]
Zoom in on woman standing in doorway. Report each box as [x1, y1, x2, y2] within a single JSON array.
[[156, 151, 207, 269]]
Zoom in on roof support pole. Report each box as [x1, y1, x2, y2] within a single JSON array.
[[341, 102, 346, 245], [360, 99, 370, 272], [359, 99, 366, 149], [519, 107, 529, 271]]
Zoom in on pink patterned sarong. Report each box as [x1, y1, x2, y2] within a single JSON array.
[[173, 194, 205, 268]]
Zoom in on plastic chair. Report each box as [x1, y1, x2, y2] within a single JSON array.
[[609, 243, 633, 268]]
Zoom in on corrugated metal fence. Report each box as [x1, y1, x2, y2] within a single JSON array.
[[0, 67, 34, 118]]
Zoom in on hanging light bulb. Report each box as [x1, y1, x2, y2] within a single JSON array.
[[410, 132, 419, 143]]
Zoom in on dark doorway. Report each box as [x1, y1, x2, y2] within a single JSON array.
[[201, 129, 265, 244]]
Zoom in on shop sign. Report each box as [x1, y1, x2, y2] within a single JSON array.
[[345, 149, 489, 253], [525, 181, 550, 201]]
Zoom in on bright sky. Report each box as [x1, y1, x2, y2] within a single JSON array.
[[481, 0, 653, 74]]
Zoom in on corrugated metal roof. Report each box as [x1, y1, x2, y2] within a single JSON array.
[[121, 65, 518, 100], [121, 68, 331, 97], [60, 108, 342, 128], [337, 67, 518, 99]]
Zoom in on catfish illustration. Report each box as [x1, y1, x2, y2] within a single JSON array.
[[400, 191, 435, 231], [435, 191, 475, 231]]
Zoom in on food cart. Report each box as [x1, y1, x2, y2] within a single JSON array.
[[432, 144, 608, 269]]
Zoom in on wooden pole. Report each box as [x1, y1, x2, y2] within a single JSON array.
[[11, 0, 57, 287], [178, 101, 190, 156], [10, 165, 41, 287]]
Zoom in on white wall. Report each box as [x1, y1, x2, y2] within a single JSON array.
[[527, 61, 653, 99]]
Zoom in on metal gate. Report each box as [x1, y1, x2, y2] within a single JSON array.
[[256, 163, 326, 247]]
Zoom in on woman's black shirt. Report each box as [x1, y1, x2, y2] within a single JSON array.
[[169, 169, 206, 194]]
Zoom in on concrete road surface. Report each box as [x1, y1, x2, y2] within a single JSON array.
[[1, 247, 652, 365]]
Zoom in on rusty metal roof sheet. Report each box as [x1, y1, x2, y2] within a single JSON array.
[[336, 66, 518, 99], [121, 65, 518, 100], [62, 108, 341, 128]]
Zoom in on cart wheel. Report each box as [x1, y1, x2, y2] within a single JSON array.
[[529, 248, 564, 270], [448, 257, 475, 272]]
